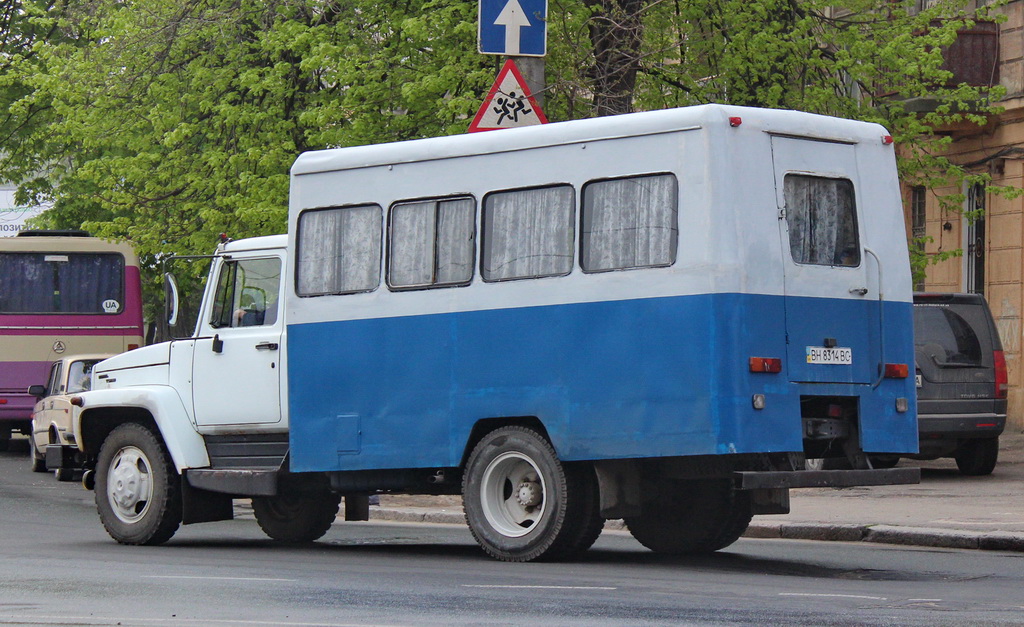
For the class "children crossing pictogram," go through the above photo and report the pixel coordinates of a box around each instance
[468,60,548,132]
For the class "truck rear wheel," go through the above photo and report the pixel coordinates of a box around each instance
[462,426,601,562]
[95,422,182,545]
[252,493,341,543]
[955,437,999,476]
[625,478,752,554]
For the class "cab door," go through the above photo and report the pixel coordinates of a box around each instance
[192,254,283,426]
[771,135,878,384]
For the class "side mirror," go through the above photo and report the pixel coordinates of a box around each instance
[27,385,47,398]
[164,272,180,326]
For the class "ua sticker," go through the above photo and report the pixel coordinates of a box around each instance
[102,299,120,313]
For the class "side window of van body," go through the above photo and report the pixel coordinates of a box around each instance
[580,173,678,272]
[388,197,475,289]
[482,185,575,281]
[296,205,382,296]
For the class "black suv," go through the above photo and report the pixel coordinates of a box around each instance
[907,293,1007,475]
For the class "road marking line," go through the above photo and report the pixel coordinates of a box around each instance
[779,593,887,601]
[463,584,617,590]
[907,598,943,602]
[0,616,392,627]
[143,575,296,582]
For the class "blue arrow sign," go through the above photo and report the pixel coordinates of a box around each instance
[479,0,547,57]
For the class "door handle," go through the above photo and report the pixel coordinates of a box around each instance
[849,287,868,296]
[255,342,279,351]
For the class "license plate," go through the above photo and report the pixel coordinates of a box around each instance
[806,346,852,365]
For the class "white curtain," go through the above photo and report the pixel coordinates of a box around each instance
[785,175,859,267]
[297,205,382,295]
[581,174,678,272]
[483,185,575,281]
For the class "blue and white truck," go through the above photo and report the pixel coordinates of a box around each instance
[71,105,919,562]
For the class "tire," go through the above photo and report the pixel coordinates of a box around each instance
[252,493,341,543]
[868,455,900,469]
[0,437,9,453]
[625,478,752,555]
[804,457,850,471]
[29,440,47,473]
[462,426,600,562]
[95,422,182,545]
[554,463,605,558]
[955,437,999,476]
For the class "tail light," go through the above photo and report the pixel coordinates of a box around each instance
[883,363,909,378]
[994,350,1008,399]
[749,357,782,373]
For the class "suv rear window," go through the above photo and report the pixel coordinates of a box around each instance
[913,306,983,367]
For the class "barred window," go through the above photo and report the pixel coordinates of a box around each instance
[911,186,926,241]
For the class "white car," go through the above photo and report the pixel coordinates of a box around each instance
[28,354,113,480]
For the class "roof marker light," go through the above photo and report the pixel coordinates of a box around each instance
[729,117,742,127]
[882,135,894,145]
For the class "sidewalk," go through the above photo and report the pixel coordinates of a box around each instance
[370,430,1024,552]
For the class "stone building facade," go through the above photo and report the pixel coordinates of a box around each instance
[908,0,1024,430]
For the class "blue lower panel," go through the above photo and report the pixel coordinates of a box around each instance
[287,293,918,472]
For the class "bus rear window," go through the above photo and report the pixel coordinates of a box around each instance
[0,252,124,314]
[784,175,860,267]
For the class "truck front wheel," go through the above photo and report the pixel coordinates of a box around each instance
[462,426,602,562]
[252,493,341,543]
[95,422,182,545]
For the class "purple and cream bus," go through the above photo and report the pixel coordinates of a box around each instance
[0,231,143,450]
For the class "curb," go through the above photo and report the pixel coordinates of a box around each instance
[741,521,1024,552]
[368,508,1024,553]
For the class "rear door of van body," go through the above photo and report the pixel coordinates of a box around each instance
[771,135,878,384]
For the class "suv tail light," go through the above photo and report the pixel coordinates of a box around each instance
[994,350,1008,399]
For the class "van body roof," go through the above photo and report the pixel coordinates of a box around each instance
[291,104,889,176]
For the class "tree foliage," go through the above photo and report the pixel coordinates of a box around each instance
[0,0,1006,280]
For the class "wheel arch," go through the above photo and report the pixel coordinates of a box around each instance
[459,416,552,469]
[75,387,210,472]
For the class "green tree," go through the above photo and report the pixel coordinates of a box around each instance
[2,0,1007,285]
[8,0,493,258]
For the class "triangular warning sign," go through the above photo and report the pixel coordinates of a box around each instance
[468,59,548,133]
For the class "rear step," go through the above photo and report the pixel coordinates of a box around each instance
[734,467,920,490]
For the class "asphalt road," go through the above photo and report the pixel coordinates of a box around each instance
[2,439,1023,627]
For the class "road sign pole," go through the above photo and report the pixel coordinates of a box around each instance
[512,56,545,108]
